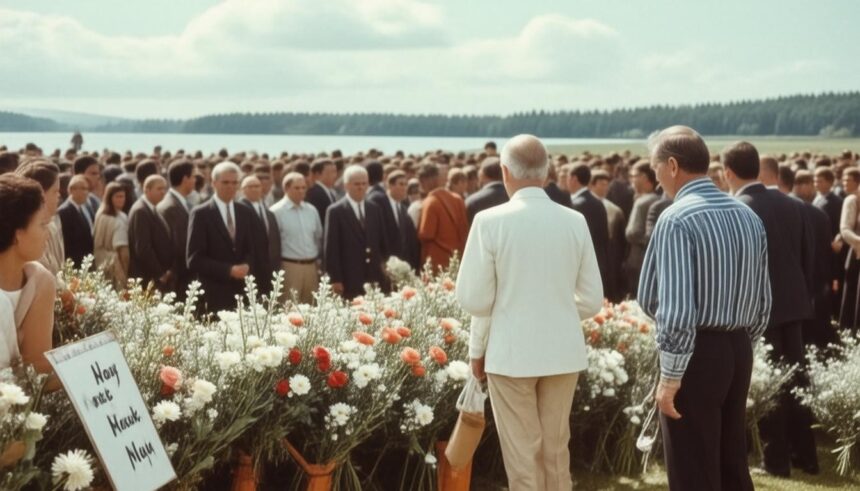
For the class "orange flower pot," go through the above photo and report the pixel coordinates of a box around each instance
[435,441,471,491]
[231,451,258,491]
[284,439,337,491]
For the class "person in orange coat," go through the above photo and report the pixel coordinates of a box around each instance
[417,162,468,272]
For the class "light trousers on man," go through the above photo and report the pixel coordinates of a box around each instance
[487,372,579,491]
[281,261,319,305]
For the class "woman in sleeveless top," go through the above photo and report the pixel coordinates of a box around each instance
[93,183,130,289]
[0,174,57,387]
[14,159,65,276]
[839,186,860,329]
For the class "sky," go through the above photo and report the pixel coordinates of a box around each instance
[0,0,858,119]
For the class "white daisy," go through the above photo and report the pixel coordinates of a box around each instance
[25,412,48,431]
[289,375,311,396]
[51,449,95,491]
[152,400,182,424]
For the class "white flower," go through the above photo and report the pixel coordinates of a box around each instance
[445,361,470,381]
[25,412,48,431]
[327,403,356,427]
[153,303,172,316]
[207,408,219,420]
[191,379,217,404]
[289,375,311,396]
[51,449,95,491]
[434,370,449,385]
[412,401,434,427]
[353,363,382,389]
[424,453,438,465]
[274,331,299,349]
[339,340,359,352]
[155,323,178,337]
[152,401,182,424]
[248,346,284,371]
[201,331,220,343]
[165,443,178,457]
[215,351,241,371]
[0,382,30,409]
[246,335,265,350]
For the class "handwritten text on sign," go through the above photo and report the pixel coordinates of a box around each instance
[46,331,176,491]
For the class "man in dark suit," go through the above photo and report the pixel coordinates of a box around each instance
[567,163,610,292]
[366,160,386,202]
[644,194,672,243]
[466,157,508,224]
[305,158,339,227]
[57,175,94,268]
[157,160,195,300]
[723,143,818,477]
[368,170,420,271]
[73,155,101,217]
[813,166,845,318]
[187,162,259,314]
[324,165,389,299]
[606,162,634,219]
[239,175,282,295]
[544,164,572,207]
[128,175,174,292]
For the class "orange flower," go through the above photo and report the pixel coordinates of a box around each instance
[351,296,365,306]
[353,331,375,346]
[76,305,87,316]
[382,327,402,344]
[287,312,304,327]
[159,366,182,389]
[411,364,426,377]
[588,330,601,345]
[384,308,397,319]
[396,326,411,338]
[400,347,421,365]
[358,312,373,326]
[593,314,605,325]
[69,277,80,293]
[162,346,175,357]
[440,318,459,331]
[444,334,456,345]
[442,278,455,291]
[639,323,650,334]
[401,287,417,300]
[616,342,628,354]
[429,346,448,365]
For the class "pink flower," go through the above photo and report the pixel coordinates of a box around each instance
[159,366,182,389]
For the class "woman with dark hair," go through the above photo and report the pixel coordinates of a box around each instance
[15,159,64,275]
[0,173,56,374]
[93,182,130,289]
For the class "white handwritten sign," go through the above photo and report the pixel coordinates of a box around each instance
[46,331,176,491]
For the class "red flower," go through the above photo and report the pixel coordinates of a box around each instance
[162,346,175,357]
[289,348,302,365]
[443,334,456,345]
[382,327,402,345]
[401,287,417,300]
[593,314,606,325]
[160,384,175,397]
[639,323,650,334]
[313,346,331,372]
[358,312,373,326]
[442,278,455,291]
[327,370,349,389]
[275,379,290,397]
[411,364,426,377]
[588,330,601,345]
[400,347,421,365]
[353,331,375,346]
[384,308,397,319]
[429,346,448,365]
[287,312,304,327]
[396,326,411,338]
[76,305,87,316]
[617,342,628,354]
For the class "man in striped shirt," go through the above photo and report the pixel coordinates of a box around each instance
[638,126,772,491]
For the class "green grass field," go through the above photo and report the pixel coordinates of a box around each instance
[546,136,860,157]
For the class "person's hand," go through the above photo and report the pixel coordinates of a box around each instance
[471,357,486,381]
[331,282,344,295]
[655,378,682,419]
[832,237,844,253]
[159,270,173,285]
[230,264,250,279]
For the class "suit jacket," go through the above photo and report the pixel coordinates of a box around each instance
[456,187,603,377]
[571,190,610,292]
[544,182,572,208]
[324,198,389,299]
[57,200,94,268]
[187,199,258,313]
[604,199,627,302]
[737,184,813,326]
[367,183,386,202]
[157,191,191,298]
[607,180,634,220]
[418,189,469,272]
[368,192,420,271]
[238,198,282,294]
[465,181,508,224]
[801,200,832,298]
[128,199,174,291]
[644,196,672,243]
[814,191,845,282]
[624,192,660,287]
[306,183,336,227]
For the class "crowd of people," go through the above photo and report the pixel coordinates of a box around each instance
[1,133,859,488]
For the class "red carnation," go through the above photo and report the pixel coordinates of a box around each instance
[275,379,290,397]
[327,370,349,389]
[289,348,302,365]
[313,346,332,372]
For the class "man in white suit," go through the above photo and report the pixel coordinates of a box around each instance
[456,134,604,490]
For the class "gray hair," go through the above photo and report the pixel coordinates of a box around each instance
[343,165,368,183]
[282,171,305,189]
[212,161,241,182]
[501,134,549,180]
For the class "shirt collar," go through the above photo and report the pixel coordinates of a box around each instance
[733,181,761,197]
[570,187,588,200]
[346,195,363,209]
[141,195,157,211]
[674,176,717,201]
[511,186,546,201]
[213,194,233,210]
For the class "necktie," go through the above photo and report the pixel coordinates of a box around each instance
[358,202,365,228]
[257,204,268,233]
[79,205,93,234]
[328,189,337,202]
[392,201,400,227]
[226,204,236,242]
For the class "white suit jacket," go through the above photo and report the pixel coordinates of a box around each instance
[456,186,603,377]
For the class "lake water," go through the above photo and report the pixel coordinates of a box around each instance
[0,132,636,156]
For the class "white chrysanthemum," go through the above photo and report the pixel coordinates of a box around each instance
[413,402,434,426]
[248,346,284,372]
[246,335,265,350]
[217,311,239,322]
[274,331,299,349]
[25,412,48,430]
[339,340,359,352]
[328,403,356,427]
[165,443,178,457]
[445,361,470,381]
[215,351,241,371]
[207,408,218,420]
[51,449,94,491]
[0,382,30,409]
[201,331,220,343]
[424,452,438,465]
[434,370,449,385]
[155,323,178,337]
[352,363,382,389]
[152,400,182,424]
[191,379,217,404]
[289,375,311,396]
[153,303,172,316]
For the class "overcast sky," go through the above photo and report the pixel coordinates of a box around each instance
[1,0,857,118]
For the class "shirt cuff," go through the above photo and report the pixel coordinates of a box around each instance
[659,350,692,380]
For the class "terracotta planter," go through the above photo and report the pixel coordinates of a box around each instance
[284,439,337,491]
[435,441,471,491]
[231,451,258,491]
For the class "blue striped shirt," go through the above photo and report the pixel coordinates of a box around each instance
[637,177,772,379]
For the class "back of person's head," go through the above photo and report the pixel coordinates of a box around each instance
[480,157,502,181]
[484,141,497,151]
[447,168,466,186]
[570,163,591,186]
[14,160,59,191]
[310,158,333,176]
[633,160,657,187]
[759,155,779,178]
[778,164,795,189]
[721,141,760,180]
[135,159,159,185]
[648,126,710,175]
[417,162,440,181]
[106,152,121,165]
[73,155,98,175]
[0,152,19,174]
[0,174,44,253]
[102,164,123,184]
[500,134,548,180]
[365,160,383,185]
[167,160,195,187]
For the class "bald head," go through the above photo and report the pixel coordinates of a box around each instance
[501,134,548,180]
[241,175,263,202]
[143,174,167,206]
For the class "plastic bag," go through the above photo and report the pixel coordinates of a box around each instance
[455,374,488,414]
[446,375,487,470]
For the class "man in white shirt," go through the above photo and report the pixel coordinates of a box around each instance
[271,172,323,304]
[457,134,603,491]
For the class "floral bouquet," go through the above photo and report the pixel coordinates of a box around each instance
[0,367,49,490]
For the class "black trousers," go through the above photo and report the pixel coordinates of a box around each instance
[661,329,754,491]
[758,321,818,474]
